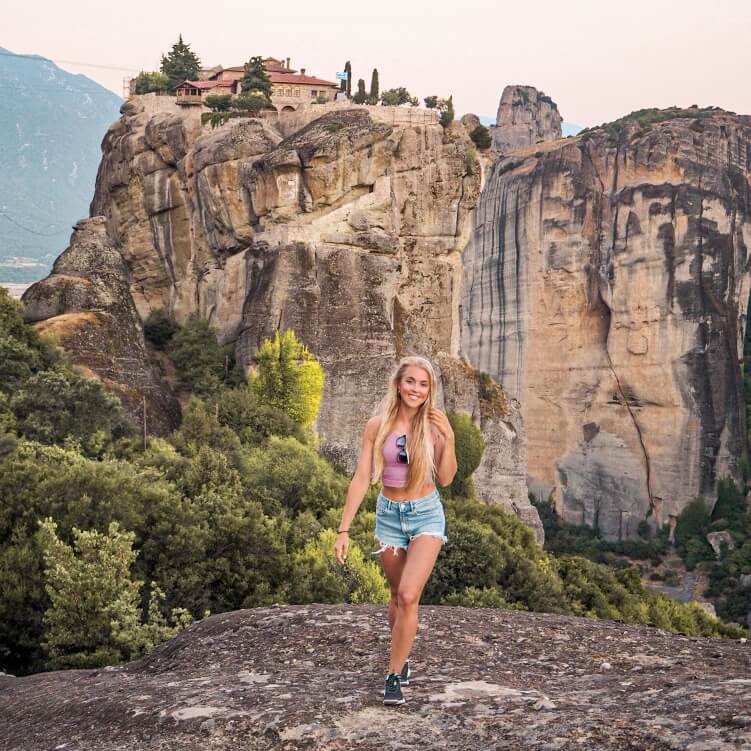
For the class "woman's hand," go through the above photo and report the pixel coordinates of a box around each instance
[334,531,350,564]
[428,408,454,442]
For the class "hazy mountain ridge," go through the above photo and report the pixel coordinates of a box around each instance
[0,47,121,282]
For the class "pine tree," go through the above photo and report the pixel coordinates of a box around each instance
[160,35,201,90]
[344,61,352,98]
[240,56,272,103]
[368,68,379,105]
[353,78,367,104]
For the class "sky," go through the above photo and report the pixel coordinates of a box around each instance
[4,0,751,127]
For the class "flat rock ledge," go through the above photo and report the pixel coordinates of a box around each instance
[1,604,749,750]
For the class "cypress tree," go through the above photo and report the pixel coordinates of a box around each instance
[240,56,272,102]
[353,78,367,104]
[368,68,379,105]
[344,61,352,98]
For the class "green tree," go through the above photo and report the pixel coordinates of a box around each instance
[239,56,272,103]
[353,78,367,104]
[133,71,170,95]
[444,412,485,497]
[38,518,191,669]
[233,92,272,112]
[381,87,416,106]
[344,60,352,98]
[424,95,439,109]
[160,35,201,90]
[368,68,379,104]
[249,329,324,428]
[169,315,227,395]
[439,95,455,128]
[10,368,131,455]
[204,93,232,112]
[143,308,178,349]
[470,124,492,150]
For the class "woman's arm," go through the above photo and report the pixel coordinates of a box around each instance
[429,408,457,487]
[335,416,379,561]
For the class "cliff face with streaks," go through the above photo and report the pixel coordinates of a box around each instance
[462,109,751,538]
[23,100,541,539]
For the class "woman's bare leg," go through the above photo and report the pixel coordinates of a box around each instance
[388,535,442,675]
[379,547,408,632]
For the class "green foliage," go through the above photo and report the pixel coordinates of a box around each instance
[577,106,719,138]
[290,529,389,604]
[38,518,191,669]
[10,368,131,455]
[713,477,746,527]
[143,308,178,349]
[169,314,227,395]
[250,329,324,428]
[353,78,367,104]
[674,498,712,566]
[424,95,438,109]
[469,124,492,150]
[368,68,379,104]
[381,87,418,106]
[133,71,169,95]
[204,93,232,112]
[439,95,454,128]
[344,61,352,98]
[464,145,477,175]
[443,412,484,498]
[239,56,272,102]
[234,92,272,111]
[160,35,201,90]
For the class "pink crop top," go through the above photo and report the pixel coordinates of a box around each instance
[382,431,410,487]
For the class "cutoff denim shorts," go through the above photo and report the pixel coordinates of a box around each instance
[372,488,448,556]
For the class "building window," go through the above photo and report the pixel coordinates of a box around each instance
[294,88,300,97]
[311,89,317,97]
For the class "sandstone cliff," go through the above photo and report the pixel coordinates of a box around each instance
[462,108,751,539]
[1,604,749,750]
[24,100,540,538]
[490,85,563,155]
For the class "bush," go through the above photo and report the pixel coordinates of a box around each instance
[169,315,227,395]
[380,87,417,106]
[234,92,272,111]
[133,71,169,95]
[143,308,178,349]
[469,124,491,150]
[439,95,454,128]
[250,329,324,428]
[10,368,131,455]
[444,412,484,498]
[204,94,232,112]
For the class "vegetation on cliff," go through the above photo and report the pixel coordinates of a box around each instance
[0,290,746,677]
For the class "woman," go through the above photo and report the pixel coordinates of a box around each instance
[334,355,457,705]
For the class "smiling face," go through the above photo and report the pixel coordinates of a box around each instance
[398,365,431,408]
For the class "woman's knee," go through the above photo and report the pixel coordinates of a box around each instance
[396,588,421,609]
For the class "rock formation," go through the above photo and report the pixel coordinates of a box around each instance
[490,85,562,155]
[1,603,749,750]
[22,217,180,434]
[23,99,540,539]
[462,108,751,538]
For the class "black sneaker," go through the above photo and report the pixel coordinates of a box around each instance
[399,659,411,686]
[383,672,405,705]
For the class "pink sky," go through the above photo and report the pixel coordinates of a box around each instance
[5,0,751,126]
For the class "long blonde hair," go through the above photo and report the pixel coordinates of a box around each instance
[371,355,438,494]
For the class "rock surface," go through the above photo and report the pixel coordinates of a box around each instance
[23,99,540,534]
[1,603,749,750]
[21,217,180,434]
[490,85,562,155]
[462,109,751,538]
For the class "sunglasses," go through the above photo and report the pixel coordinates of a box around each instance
[395,434,409,464]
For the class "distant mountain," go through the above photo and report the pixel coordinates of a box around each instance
[0,47,121,282]
[479,114,583,136]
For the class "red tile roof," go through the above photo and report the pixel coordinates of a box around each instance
[177,80,235,91]
[268,72,338,87]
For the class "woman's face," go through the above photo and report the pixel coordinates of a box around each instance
[398,366,431,408]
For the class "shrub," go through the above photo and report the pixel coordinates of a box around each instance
[444,412,485,498]
[204,94,232,112]
[250,329,324,428]
[469,124,491,150]
[424,95,438,109]
[290,529,389,604]
[133,71,169,95]
[169,315,226,395]
[380,87,416,106]
[143,308,178,349]
[10,368,131,455]
[234,92,272,111]
[439,95,454,128]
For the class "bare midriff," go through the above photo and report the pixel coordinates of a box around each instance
[381,481,438,502]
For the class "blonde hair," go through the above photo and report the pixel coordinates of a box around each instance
[371,355,438,495]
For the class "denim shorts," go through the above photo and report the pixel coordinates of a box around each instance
[372,488,448,556]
